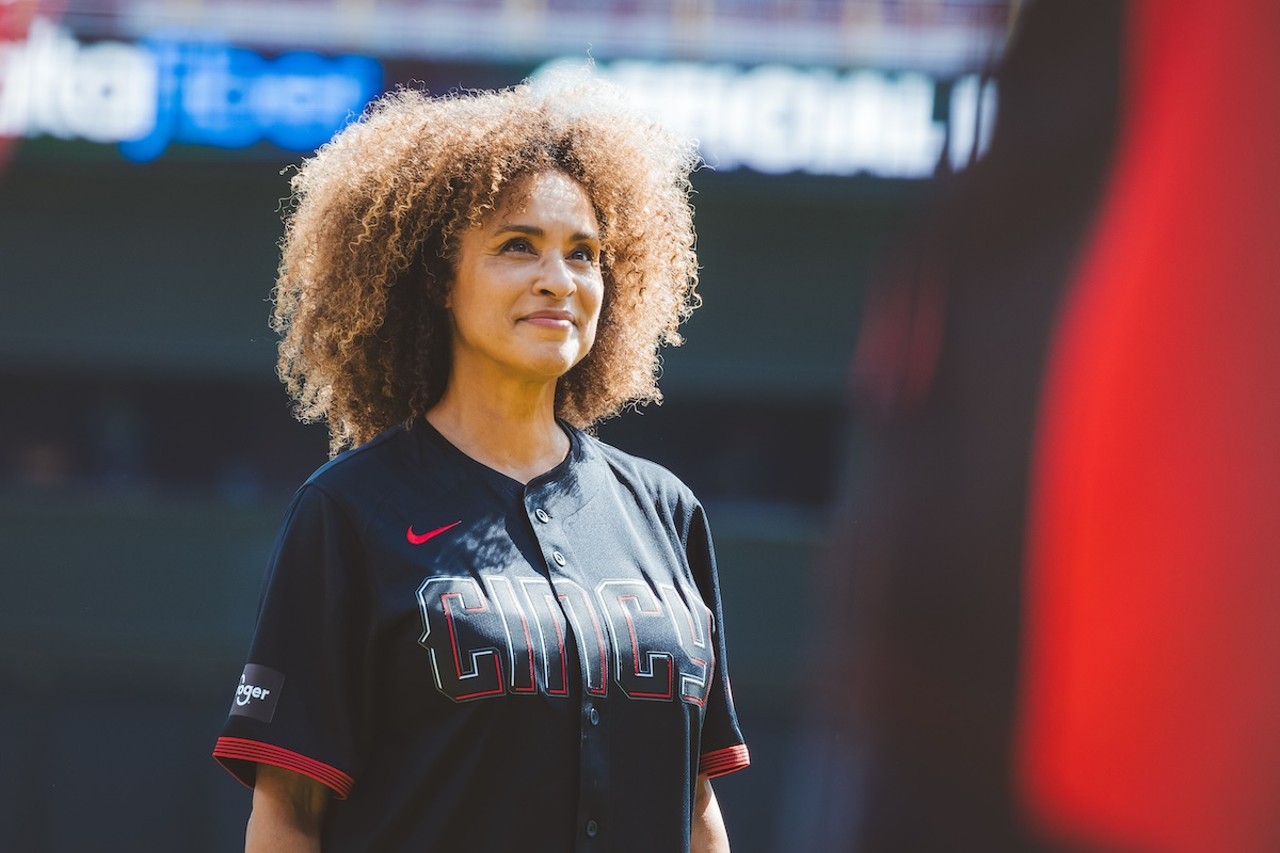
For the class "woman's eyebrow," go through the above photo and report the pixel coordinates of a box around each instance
[496,223,599,241]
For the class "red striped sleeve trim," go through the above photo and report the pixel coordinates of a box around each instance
[213,736,354,800]
[699,743,751,779]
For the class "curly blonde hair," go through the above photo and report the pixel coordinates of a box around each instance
[271,72,702,454]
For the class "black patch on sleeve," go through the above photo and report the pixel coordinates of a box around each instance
[229,664,286,723]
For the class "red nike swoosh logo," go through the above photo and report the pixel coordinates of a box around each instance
[406,521,461,545]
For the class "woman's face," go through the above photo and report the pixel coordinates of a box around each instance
[446,171,604,388]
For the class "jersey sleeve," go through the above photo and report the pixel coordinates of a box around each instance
[686,502,751,779]
[213,483,375,799]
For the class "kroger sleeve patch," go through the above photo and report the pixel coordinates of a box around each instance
[229,664,285,723]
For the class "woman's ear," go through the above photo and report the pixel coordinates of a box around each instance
[422,266,452,312]
[417,236,453,310]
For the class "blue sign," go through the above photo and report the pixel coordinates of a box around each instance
[119,38,382,161]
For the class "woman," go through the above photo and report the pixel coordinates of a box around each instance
[213,75,750,852]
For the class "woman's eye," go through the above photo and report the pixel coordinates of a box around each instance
[501,238,533,254]
[569,246,598,263]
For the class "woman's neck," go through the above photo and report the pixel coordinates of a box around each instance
[426,380,570,485]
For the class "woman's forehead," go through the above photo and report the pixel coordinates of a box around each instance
[496,170,587,209]
[485,171,597,229]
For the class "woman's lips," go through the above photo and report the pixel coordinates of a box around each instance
[521,310,575,328]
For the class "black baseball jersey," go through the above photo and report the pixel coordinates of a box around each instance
[214,420,749,851]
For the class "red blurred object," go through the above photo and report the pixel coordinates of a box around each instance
[0,0,40,39]
[0,0,45,172]
[1018,1,1280,850]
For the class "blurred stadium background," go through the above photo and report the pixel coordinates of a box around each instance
[0,1,1016,850]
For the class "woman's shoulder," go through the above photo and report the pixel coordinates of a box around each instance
[300,424,416,499]
[576,429,700,507]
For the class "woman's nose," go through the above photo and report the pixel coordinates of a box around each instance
[535,255,576,297]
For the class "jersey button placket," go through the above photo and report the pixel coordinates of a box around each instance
[579,695,609,851]
[527,491,607,851]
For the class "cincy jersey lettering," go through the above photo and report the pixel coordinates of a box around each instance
[416,573,714,706]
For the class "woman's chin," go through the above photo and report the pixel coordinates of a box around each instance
[518,345,590,381]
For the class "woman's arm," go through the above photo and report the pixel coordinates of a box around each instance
[245,764,330,853]
[691,774,730,853]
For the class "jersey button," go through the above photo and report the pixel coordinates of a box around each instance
[552,550,566,566]
[585,819,599,838]
[588,706,600,726]
[535,508,550,523]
